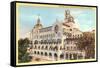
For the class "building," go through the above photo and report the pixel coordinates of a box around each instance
[29,10,85,61]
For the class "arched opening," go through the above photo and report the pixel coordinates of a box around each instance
[42,46,44,50]
[66,53,68,59]
[54,53,57,58]
[39,52,40,55]
[41,40,43,44]
[35,51,37,54]
[54,46,58,51]
[60,46,62,50]
[57,39,61,44]
[37,51,39,55]
[69,54,72,60]
[35,46,37,49]
[78,54,83,59]
[41,52,43,55]
[60,54,64,59]
[49,46,52,50]
[34,51,36,54]
[45,46,48,50]
[49,53,52,57]
[34,45,36,49]
[44,40,47,44]
[34,40,38,44]
[38,46,40,49]
[54,53,58,61]
[73,54,77,60]
[45,52,47,56]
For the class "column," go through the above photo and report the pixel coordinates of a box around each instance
[68,53,70,60]
[64,53,66,60]
[52,53,55,61]
[72,54,74,60]
[76,54,78,59]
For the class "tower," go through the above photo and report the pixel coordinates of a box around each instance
[65,10,70,19]
[34,15,43,29]
[64,10,74,23]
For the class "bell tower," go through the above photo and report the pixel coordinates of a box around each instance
[65,10,70,19]
[64,10,74,23]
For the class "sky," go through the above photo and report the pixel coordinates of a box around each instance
[18,5,96,38]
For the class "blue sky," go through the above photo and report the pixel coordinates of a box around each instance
[18,5,96,38]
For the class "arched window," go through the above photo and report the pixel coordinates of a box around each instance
[73,54,77,60]
[54,53,58,58]
[66,53,68,59]
[54,46,58,51]
[69,54,72,60]
[49,46,52,50]
[45,52,47,56]
[54,53,58,60]
[35,46,37,49]
[37,51,39,54]
[42,46,44,50]
[44,40,47,44]
[60,46,62,50]
[41,52,43,55]
[41,40,43,44]
[34,40,38,44]
[60,54,64,59]
[45,46,48,50]
[38,46,40,49]
[57,39,61,44]
[49,53,52,57]
[34,51,36,54]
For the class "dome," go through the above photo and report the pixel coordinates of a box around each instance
[34,17,43,29]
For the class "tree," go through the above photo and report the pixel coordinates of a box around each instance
[18,38,32,63]
[76,32,95,59]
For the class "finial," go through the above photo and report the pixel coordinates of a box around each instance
[56,18,58,22]
[38,14,40,18]
[37,14,40,24]
[65,10,70,15]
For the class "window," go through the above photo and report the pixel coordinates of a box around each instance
[67,47,69,50]
[34,51,36,54]
[70,29,72,31]
[34,40,38,44]
[78,35,79,38]
[73,35,74,38]
[38,46,40,49]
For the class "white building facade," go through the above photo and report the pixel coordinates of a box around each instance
[29,10,85,61]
